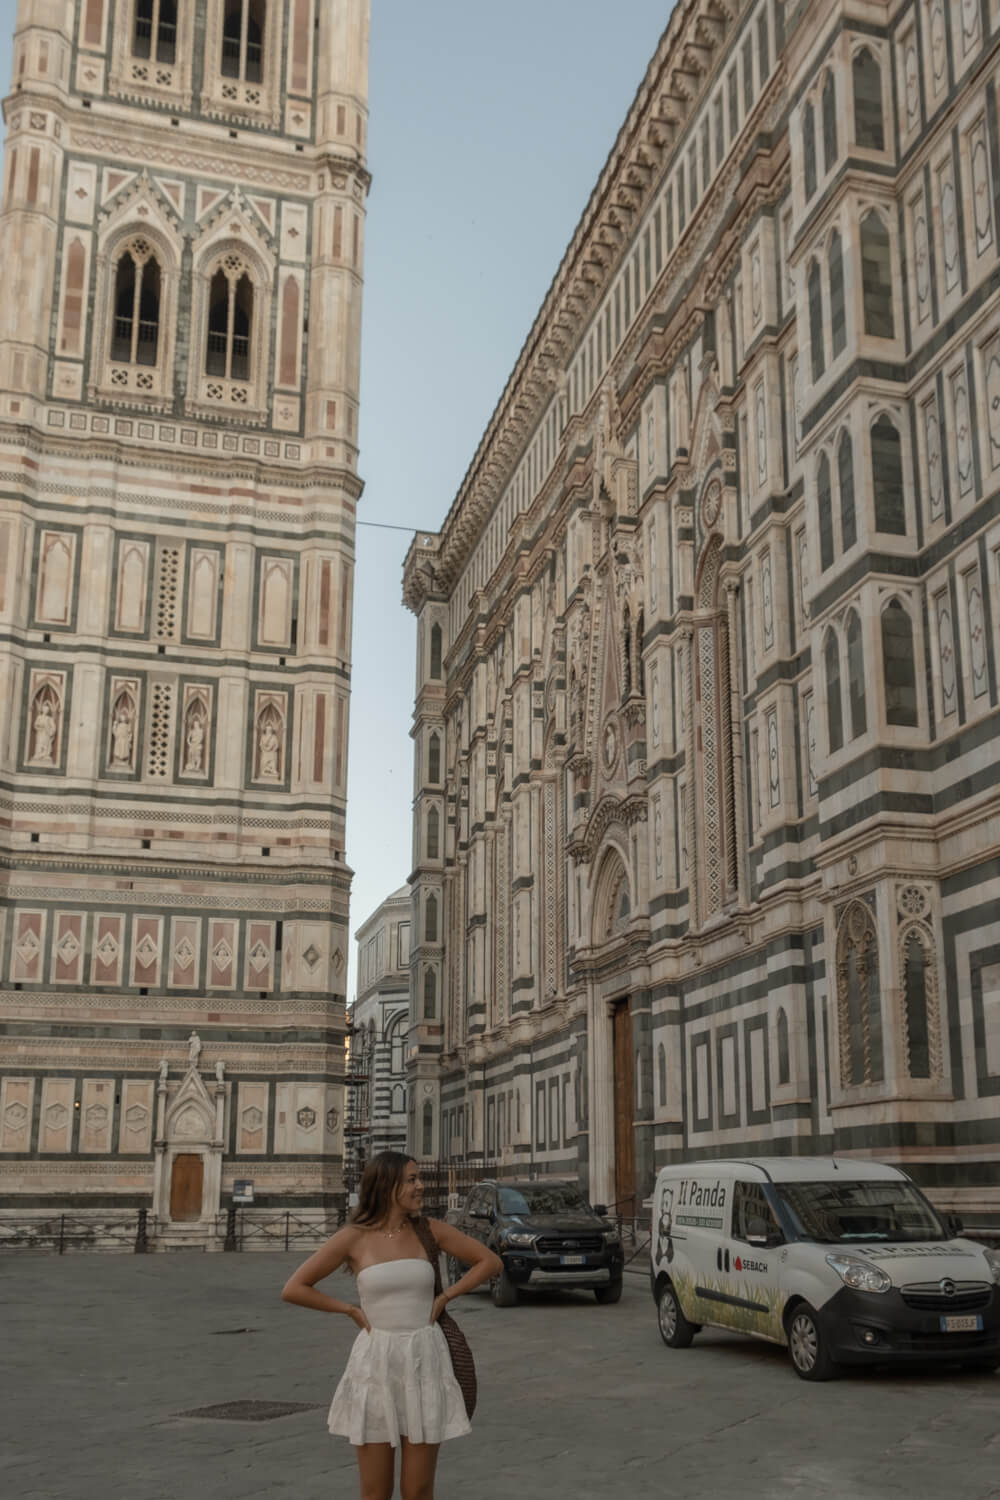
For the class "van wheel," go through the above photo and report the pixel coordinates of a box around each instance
[490,1270,519,1307]
[594,1279,623,1305]
[657,1281,696,1348]
[787,1303,838,1381]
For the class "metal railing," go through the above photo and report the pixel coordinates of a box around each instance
[0,1209,153,1254]
[217,1208,346,1252]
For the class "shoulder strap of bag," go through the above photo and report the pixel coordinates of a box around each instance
[412,1214,444,1298]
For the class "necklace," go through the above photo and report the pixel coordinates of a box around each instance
[381,1220,409,1240]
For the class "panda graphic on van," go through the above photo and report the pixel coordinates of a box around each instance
[656,1186,675,1264]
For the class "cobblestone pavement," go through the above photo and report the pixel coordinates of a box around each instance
[2,1251,998,1500]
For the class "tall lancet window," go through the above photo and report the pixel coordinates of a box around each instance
[692,536,739,921]
[206,262,253,381]
[111,243,161,366]
[223,0,265,83]
[134,0,177,63]
[836,900,883,1087]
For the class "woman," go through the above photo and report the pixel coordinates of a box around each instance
[282,1152,502,1500]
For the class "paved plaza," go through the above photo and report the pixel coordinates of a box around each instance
[2,1251,998,1500]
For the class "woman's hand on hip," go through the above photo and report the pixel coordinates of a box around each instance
[348,1305,371,1333]
[430,1293,450,1324]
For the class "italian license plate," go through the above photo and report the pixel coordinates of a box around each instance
[560,1254,585,1265]
[940,1314,983,1332]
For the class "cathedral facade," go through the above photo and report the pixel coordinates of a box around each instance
[403,0,1000,1229]
[0,0,369,1245]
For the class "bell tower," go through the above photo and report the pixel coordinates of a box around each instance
[0,0,370,1244]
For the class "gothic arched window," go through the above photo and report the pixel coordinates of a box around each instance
[803,100,817,200]
[838,428,856,551]
[776,1007,790,1086]
[424,892,438,943]
[635,607,645,695]
[817,451,834,572]
[692,540,740,919]
[426,805,440,861]
[134,0,177,63]
[846,609,867,739]
[829,230,845,359]
[871,415,906,535]
[112,244,161,366]
[223,0,265,83]
[853,48,884,151]
[657,1042,667,1106]
[822,71,837,174]
[423,966,437,1019]
[428,731,441,784]
[429,622,443,679]
[421,1099,433,1157]
[881,599,918,726]
[861,211,894,338]
[837,900,883,1087]
[206,261,253,381]
[825,628,844,753]
[622,602,632,696]
[808,260,825,382]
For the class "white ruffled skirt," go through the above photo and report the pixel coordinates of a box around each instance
[328,1324,472,1448]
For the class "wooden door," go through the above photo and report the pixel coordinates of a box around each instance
[169,1154,204,1221]
[612,1000,635,1213]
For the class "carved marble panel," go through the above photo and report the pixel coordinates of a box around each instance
[938,155,961,295]
[0,1077,34,1152]
[91,913,124,986]
[113,539,150,634]
[244,920,276,991]
[80,1078,114,1153]
[934,587,958,718]
[52,911,87,985]
[39,1077,75,1153]
[982,332,1000,473]
[118,1079,154,1154]
[11,908,45,983]
[207,919,237,990]
[130,914,163,988]
[236,1081,269,1155]
[950,363,974,499]
[34,529,77,627]
[922,393,945,520]
[168,916,201,989]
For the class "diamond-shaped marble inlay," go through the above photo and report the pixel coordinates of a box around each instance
[45,1103,69,1130]
[212,939,233,968]
[302,944,321,971]
[248,940,269,973]
[14,929,41,963]
[4,1102,28,1130]
[135,933,158,968]
[173,937,195,971]
[125,1103,148,1133]
[96,932,120,964]
[56,931,81,964]
[85,1104,108,1130]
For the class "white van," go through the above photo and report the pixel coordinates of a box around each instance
[650,1158,1000,1380]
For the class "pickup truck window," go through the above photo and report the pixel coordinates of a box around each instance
[498,1185,590,1215]
[466,1187,493,1218]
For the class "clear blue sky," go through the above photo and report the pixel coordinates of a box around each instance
[0,0,675,1000]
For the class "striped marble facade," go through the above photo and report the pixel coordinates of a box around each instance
[0,0,370,1244]
[403,0,1000,1228]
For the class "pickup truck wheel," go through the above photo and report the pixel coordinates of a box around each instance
[657,1280,695,1348]
[594,1279,623,1305]
[787,1303,839,1381]
[490,1270,519,1307]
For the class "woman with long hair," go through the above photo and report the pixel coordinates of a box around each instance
[282,1152,501,1500]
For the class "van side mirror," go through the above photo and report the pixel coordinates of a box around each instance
[947,1213,964,1238]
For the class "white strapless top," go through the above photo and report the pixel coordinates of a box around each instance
[356,1258,435,1332]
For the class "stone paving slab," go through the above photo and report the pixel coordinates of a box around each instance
[1,1251,998,1500]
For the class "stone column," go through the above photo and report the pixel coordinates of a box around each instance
[587,981,615,1208]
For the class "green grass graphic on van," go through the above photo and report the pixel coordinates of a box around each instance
[678,1271,784,1342]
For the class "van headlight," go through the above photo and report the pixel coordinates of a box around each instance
[984,1248,1000,1286]
[826,1254,892,1294]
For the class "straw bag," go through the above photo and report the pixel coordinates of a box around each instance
[412,1215,478,1419]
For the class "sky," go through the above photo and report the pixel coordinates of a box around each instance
[0,0,675,1001]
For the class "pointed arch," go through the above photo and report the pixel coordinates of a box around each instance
[821,70,837,174]
[900,923,940,1080]
[828,230,845,359]
[824,628,844,753]
[853,47,884,150]
[808,260,825,381]
[836,900,883,1087]
[776,1007,790,1086]
[803,99,817,200]
[846,609,867,739]
[861,210,894,338]
[838,428,856,551]
[591,843,631,947]
[871,414,905,534]
[427,730,441,784]
[817,450,834,572]
[881,598,918,726]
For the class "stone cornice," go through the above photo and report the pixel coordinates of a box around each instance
[403,0,774,614]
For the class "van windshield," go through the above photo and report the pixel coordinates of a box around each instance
[775,1180,945,1244]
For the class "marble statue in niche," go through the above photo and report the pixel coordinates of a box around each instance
[110,697,135,767]
[255,706,283,780]
[29,688,59,763]
[184,700,206,772]
[188,1031,201,1066]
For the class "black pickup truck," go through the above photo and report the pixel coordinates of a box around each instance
[445,1178,624,1306]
